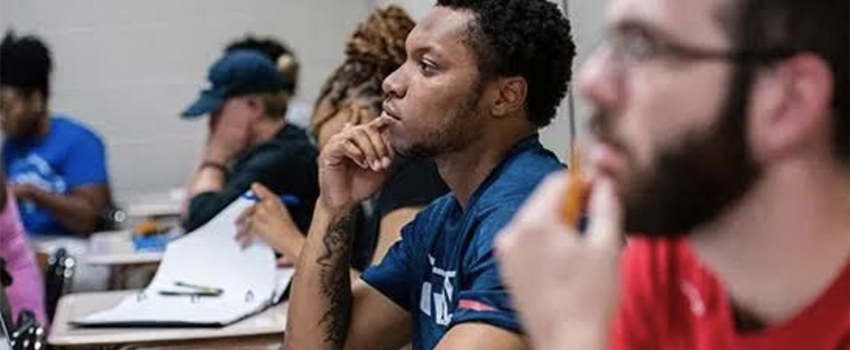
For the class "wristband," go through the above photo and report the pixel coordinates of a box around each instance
[199,160,229,174]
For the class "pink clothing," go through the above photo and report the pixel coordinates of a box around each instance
[0,191,47,324]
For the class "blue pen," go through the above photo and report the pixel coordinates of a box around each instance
[241,191,301,206]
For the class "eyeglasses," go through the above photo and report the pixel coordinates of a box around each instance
[600,25,798,69]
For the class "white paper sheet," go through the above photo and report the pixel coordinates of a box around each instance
[74,194,288,327]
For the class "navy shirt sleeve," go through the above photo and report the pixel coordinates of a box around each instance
[451,206,523,334]
[360,213,424,312]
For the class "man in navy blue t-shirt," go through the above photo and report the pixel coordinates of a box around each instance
[286,1,576,350]
[0,32,112,236]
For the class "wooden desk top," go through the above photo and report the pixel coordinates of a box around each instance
[123,191,185,219]
[118,334,283,350]
[49,290,287,348]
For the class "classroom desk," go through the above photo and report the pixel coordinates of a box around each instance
[85,230,165,290]
[86,230,164,266]
[123,190,185,221]
[31,235,112,292]
[117,335,283,350]
[48,290,288,350]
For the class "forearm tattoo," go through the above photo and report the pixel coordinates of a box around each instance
[317,212,356,347]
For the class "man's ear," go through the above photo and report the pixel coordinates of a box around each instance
[749,53,833,163]
[491,76,527,118]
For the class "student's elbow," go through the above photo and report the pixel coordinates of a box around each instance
[73,201,107,234]
[69,212,101,235]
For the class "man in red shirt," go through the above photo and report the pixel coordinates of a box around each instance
[495,0,848,349]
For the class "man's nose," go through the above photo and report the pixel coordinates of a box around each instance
[382,64,407,99]
[576,48,623,116]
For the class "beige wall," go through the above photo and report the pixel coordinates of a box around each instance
[0,0,371,201]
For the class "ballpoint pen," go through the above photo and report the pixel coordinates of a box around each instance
[562,149,589,229]
[241,191,300,206]
[174,281,224,294]
[158,281,224,297]
[158,290,222,297]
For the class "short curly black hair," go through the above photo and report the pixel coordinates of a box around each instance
[0,31,53,98]
[436,0,575,127]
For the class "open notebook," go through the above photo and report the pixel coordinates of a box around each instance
[73,194,293,327]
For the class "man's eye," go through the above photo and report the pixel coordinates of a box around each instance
[418,60,438,76]
[621,30,660,61]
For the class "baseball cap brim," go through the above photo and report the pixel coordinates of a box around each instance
[181,90,225,118]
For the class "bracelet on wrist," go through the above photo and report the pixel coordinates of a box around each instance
[199,160,229,174]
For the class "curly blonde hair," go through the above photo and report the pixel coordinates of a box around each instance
[311,5,415,134]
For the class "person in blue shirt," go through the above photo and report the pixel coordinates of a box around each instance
[0,32,112,236]
[285,1,576,349]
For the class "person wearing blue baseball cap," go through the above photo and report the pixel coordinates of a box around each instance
[223,35,312,130]
[180,49,318,234]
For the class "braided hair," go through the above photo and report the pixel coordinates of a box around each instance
[311,5,414,133]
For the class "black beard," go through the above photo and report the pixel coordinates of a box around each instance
[624,66,762,237]
[394,83,482,161]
